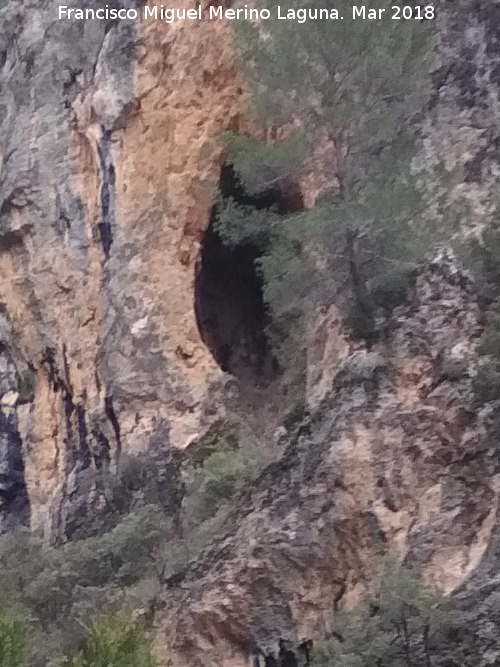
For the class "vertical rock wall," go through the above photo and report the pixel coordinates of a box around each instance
[0,0,242,538]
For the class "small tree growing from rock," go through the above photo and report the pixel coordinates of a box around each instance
[312,560,455,667]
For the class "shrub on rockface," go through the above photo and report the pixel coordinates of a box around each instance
[462,216,500,402]
[70,504,164,588]
[201,440,259,503]
[0,505,166,666]
[57,613,155,667]
[463,217,500,301]
[183,420,262,524]
[16,367,35,403]
[477,294,500,405]
[473,301,500,402]
[474,358,500,403]
[0,505,164,623]
[312,561,455,667]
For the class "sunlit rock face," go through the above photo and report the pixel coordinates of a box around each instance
[158,252,494,667]
[0,0,243,539]
[2,1,500,666]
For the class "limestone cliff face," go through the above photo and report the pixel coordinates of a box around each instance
[3,1,500,666]
[158,253,496,667]
[0,0,241,538]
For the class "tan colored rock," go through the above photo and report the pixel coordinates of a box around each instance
[0,0,243,537]
[2,1,500,665]
[156,255,492,667]
[305,304,351,409]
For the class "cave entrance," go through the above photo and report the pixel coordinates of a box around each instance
[195,165,296,386]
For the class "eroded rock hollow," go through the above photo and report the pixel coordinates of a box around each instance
[195,165,277,385]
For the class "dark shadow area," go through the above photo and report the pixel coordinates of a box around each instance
[195,165,298,385]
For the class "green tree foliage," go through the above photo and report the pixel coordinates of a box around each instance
[0,506,165,666]
[475,299,500,402]
[70,504,164,588]
[217,0,442,339]
[183,422,261,523]
[185,431,262,524]
[312,561,454,667]
[464,217,500,299]
[0,607,28,667]
[0,505,163,623]
[230,0,434,193]
[201,439,259,502]
[57,613,155,667]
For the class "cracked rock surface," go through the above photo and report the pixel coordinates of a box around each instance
[0,0,241,538]
[2,2,500,667]
[158,255,497,667]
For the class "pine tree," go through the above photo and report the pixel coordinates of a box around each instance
[217,0,441,339]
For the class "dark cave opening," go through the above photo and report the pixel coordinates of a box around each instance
[195,165,297,385]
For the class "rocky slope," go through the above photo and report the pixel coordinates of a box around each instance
[158,252,498,667]
[2,1,500,666]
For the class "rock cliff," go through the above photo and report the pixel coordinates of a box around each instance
[158,252,498,667]
[2,1,500,666]
[0,0,242,539]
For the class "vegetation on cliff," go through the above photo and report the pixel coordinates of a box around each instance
[312,561,454,667]
[57,614,155,667]
[217,0,444,345]
[0,551,453,667]
[0,504,163,666]
[1,0,499,665]
[0,423,267,666]
[0,607,28,667]
[462,216,500,401]
[0,606,155,667]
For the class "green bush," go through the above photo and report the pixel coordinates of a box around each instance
[185,419,240,466]
[462,217,500,300]
[462,220,500,402]
[473,356,500,403]
[188,442,260,522]
[0,506,164,623]
[457,217,500,402]
[184,423,262,523]
[68,504,163,588]
[0,529,64,619]
[369,268,414,316]
[0,506,165,666]
[57,613,155,667]
[342,267,413,341]
[312,560,455,667]
[16,367,35,403]
[0,606,28,667]
[201,442,259,503]
[479,300,500,358]
[343,295,378,343]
